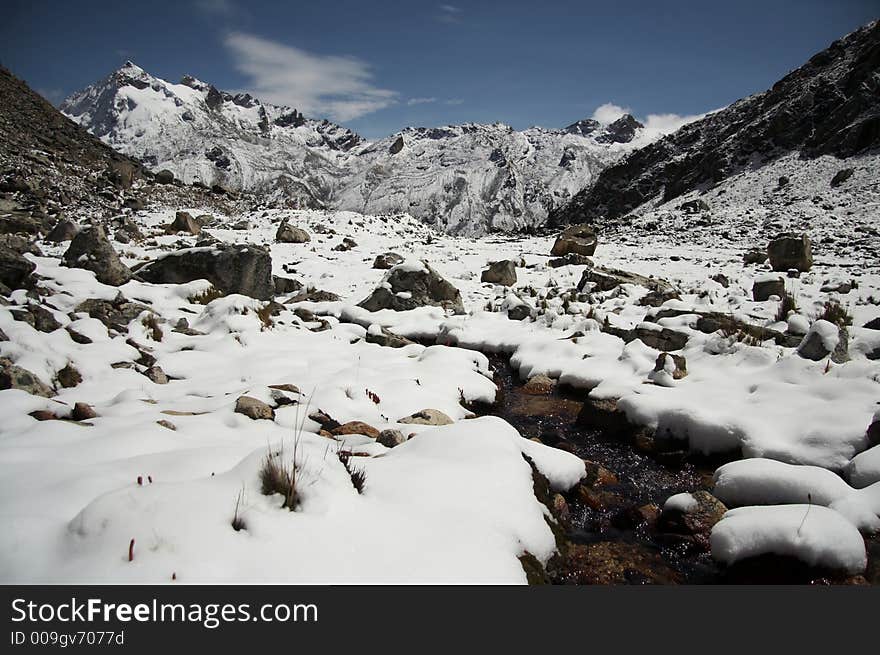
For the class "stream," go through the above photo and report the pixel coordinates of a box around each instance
[478,354,879,585]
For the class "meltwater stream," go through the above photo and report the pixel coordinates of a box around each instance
[478,354,723,584]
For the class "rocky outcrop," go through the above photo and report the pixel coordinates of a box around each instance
[135,243,274,300]
[549,21,880,225]
[0,246,36,290]
[359,261,465,314]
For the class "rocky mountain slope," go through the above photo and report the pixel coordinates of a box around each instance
[549,19,880,227]
[61,63,652,234]
[0,65,239,235]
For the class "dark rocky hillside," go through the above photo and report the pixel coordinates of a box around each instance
[0,66,237,235]
[549,20,880,226]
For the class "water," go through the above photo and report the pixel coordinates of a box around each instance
[482,354,724,584]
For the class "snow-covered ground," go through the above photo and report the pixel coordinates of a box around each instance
[2,168,879,581]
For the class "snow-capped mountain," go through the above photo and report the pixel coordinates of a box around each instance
[61,62,651,234]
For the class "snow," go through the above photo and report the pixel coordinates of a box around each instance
[848,445,880,489]
[3,154,880,582]
[712,458,880,533]
[663,492,698,513]
[710,505,867,574]
[60,64,661,235]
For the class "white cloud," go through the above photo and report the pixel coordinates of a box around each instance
[591,101,710,139]
[437,5,463,23]
[407,97,437,106]
[643,112,700,134]
[591,102,630,125]
[223,32,398,122]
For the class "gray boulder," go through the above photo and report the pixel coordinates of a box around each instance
[135,243,274,300]
[768,234,812,272]
[167,211,200,235]
[481,260,517,286]
[797,320,849,363]
[235,395,275,420]
[373,252,405,269]
[46,219,79,242]
[0,245,36,290]
[61,225,132,286]
[0,358,52,397]
[752,276,785,301]
[358,261,464,314]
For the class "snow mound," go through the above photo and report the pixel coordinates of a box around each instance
[710,505,867,574]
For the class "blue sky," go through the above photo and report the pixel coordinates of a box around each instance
[2,0,876,138]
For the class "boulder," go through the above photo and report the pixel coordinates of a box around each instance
[332,421,380,439]
[752,275,785,301]
[364,325,415,348]
[144,366,169,384]
[830,168,854,187]
[373,252,404,269]
[273,275,303,295]
[797,320,849,363]
[481,260,517,286]
[74,295,151,331]
[0,233,41,256]
[72,402,97,421]
[0,245,36,290]
[135,244,274,300]
[632,325,689,351]
[522,374,555,395]
[389,136,405,154]
[649,352,687,386]
[61,225,132,286]
[45,219,79,242]
[358,261,464,314]
[275,221,310,243]
[56,363,83,388]
[167,211,200,235]
[577,263,675,295]
[679,199,710,213]
[548,253,593,268]
[507,304,531,321]
[377,429,407,448]
[234,395,275,420]
[550,224,598,257]
[155,169,175,184]
[743,249,768,265]
[398,409,454,426]
[768,233,812,272]
[659,491,727,548]
[0,358,51,396]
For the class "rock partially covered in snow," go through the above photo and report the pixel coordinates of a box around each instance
[136,244,274,300]
[0,358,52,397]
[0,245,36,291]
[797,319,849,363]
[275,221,310,244]
[398,409,454,426]
[768,233,813,272]
[550,224,597,257]
[372,252,404,269]
[648,352,687,386]
[480,260,517,286]
[659,491,727,547]
[234,395,275,420]
[752,275,785,301]
[359,260,464,314]
[167,211,201,235]
[710,505,866,575]
[61,225,132,286]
